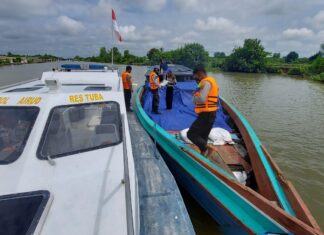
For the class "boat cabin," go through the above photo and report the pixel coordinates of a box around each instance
[0,65,139,235]
[145,64,194,82]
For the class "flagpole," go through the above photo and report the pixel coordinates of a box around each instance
[111,9,114,66]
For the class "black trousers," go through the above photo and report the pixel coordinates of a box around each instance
[166,86,174,109]
[187,111,216,153]
[124,89,132,110]
[151,89,160,113]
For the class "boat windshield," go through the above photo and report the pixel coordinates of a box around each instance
[37,102,122,159]
[0,107,39,164]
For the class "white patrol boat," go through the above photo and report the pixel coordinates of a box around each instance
[0,64,139,235]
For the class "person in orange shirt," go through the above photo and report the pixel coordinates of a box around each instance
[122,65,133,112]
[187,65,219,156]
[149,67,161,114]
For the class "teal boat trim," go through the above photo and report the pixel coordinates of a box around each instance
[135,86,290,234]
[221,98,295,217]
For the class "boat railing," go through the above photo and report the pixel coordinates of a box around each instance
[121,114,135,235]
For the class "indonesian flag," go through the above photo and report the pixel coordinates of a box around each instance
[112,9,122,42]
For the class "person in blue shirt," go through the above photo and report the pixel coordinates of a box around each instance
[159,59,168,81]
[165,69,177,110]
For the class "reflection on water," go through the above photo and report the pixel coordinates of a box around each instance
[178,184,221,235]
[0,63,323,233]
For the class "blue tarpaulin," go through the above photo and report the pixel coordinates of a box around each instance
[142,81,233,132]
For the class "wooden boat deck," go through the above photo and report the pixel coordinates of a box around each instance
[127,112,195,235]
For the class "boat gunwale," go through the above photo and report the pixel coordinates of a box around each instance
[261,145,321,231]
[220,98,295,215]
[221,97,322,230]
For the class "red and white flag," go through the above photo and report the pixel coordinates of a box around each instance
[112,9,122,42]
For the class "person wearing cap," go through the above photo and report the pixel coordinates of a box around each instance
[122,65,133,112]
[149,67,161,114]
[165,69,177,110]
[187,65,219,156]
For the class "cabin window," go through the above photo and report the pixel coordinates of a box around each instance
[84,86,112,91]
[6,87,42,92]
[37,102,122,160]
[0,190,51,235]
[0,107,39,164]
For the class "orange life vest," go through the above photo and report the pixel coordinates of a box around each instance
[149,72,160,90]
[122,71,132,90]
[194,76,219,114]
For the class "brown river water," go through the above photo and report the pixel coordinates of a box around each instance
[0,62,323,234]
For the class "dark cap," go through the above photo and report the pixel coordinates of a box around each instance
[193,65,206,74]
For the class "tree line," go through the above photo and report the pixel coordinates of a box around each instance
[78,40,323,82]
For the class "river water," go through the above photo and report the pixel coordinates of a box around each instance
[0,63,323,234]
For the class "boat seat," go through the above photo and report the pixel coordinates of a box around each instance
[100,108,118,126]
[185,143,252,174]
[68,106,85,123]
[208,144,252,173]
[90,124,119,146]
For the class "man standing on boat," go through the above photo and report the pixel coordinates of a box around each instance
[122,65,133,112]
[187,65,219,156]
[149,67,161,114]
[160,59,168,81]
[166,69,176,110]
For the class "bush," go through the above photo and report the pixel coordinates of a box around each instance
[309,57,324,74]
[223,39,268,73]
[287,65,311,76]
[285,51,299,63]
[287,67,303,75]
[265,65,280,73]
[172,43,209,68]
[311,73,324,82]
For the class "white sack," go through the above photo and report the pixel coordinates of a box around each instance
[208,127,234,145]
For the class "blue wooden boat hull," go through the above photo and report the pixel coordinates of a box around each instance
[158,146,249,235]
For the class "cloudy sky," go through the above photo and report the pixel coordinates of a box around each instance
[1,0,324,57]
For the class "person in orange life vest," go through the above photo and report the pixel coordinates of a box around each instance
[122,65,133,112]
[187,65,219,156]
[149,67,161,114]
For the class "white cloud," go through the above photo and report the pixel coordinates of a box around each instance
[282,27,314,40]
[173,0,198,10]
[119,25,169,43]
[312,10,324,29]
[194,17,252,34]
[88,0,115,19]
[317,30,324,40]
[1,0,323,57]
[122,0,166,11]
[171,31,199,44]
[0,0,53,19]
[57,16,85,35]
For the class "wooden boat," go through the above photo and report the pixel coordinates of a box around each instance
[0,64,139,235]
[135,71,323,234]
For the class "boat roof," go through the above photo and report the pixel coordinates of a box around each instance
[145,64,193,75]
[0,66,138,235]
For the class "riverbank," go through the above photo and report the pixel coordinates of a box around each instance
[207,61,324,82]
